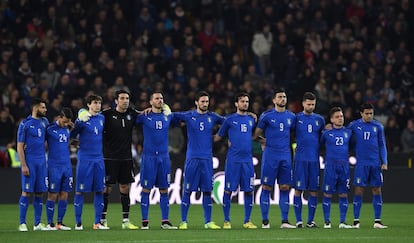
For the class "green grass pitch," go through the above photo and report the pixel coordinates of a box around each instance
[1,203,414,242]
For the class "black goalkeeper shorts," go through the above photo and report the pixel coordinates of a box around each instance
[104,159,135,185]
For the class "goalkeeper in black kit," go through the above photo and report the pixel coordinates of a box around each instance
[100,90,140,229]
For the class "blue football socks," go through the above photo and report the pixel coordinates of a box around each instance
[244,192,253,224]
[222,192,231,222]
[140,191,150,221]
[293,195,302,223]
[46,199,55,224]
[160,192,169,221]
[260,189,270,221]
[19,196,29,224]
[339,197,348,223]
[180,191,190,222]
[74,194,84,224]
[33,196,43,226]
[202,192,212,224]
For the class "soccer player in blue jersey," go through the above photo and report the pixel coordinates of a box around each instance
[254,88,296,229]
[348,103,388,229]
[215,92,257,229]
[320,107,353,229]
[71,94,109,230]
[175,91,224,230]
[45,108,74,231]
[17,98,50,232]
[293,92,325,228]
[135,92,177,230]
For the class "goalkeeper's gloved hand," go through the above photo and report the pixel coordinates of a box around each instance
[78,108,91,122]
[162,103,171,116]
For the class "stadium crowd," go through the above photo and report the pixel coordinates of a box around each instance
[1,0,414,162]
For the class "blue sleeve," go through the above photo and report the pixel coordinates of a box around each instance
[257,113,267,130]
[173,111,187,121]
[290,113,296,131]
[214,112,225,125]
[135,114,144,126]
[70,119,82,138]
[320,130,326,145]
[217,119,229,138]
[17,122,27,143]
[378,124,388,165]
[170,113,181,127]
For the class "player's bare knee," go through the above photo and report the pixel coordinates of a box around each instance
[59,191,68,200]
[354,186,364,195]
[294,190,302,196]
[159,188,168,194]
[372,187,381,195]
[104,185,113,194]
[47,192,58,201]
[262,185,272,191]
[119,184,130,193]
[279,184,290,191]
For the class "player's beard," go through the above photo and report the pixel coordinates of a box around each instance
[276,102,286,108]
[36,110,46,117]
[199,106,208,112]
[304,108,314,114]
[239,107,248,113]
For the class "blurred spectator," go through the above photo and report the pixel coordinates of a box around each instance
[385,116,401,152]
[0,108,15,151]
[401,119,414,153]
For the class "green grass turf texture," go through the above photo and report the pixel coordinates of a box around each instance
[1,203,413,243]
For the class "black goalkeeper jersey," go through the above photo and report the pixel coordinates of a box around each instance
[102,107,139,160]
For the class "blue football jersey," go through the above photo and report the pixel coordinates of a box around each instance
[17,115,49,161]
[347,119,388,166]
[217,113,255,163]
[46,121,71,166]
[257,109,296,154]
[174,111,224,159]
[295,112,325,161]
[321,127,352,164]
[71,114,104,160]
[135,112,175,156]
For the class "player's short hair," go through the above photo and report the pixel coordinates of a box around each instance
[302,92,316,101]
[360,103,374,112]
[235,92,250,102]
[115,89,130,100]
[149,92,163,100]
[30,98,45,109]
[195,91,210,101]
[85,94,102,105]
[273,88,286,98]
[60,107,73,119]
[329,106,343,118]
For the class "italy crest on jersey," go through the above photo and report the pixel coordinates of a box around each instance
[208,117,212,123]
[315,120,319,126]
[287,118,292,125]
[373,127,377,133]
[127,114,131,120]
[344,132,348,138]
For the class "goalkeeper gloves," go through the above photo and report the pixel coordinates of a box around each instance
[78,108,91,122]
[162,103,171,116]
